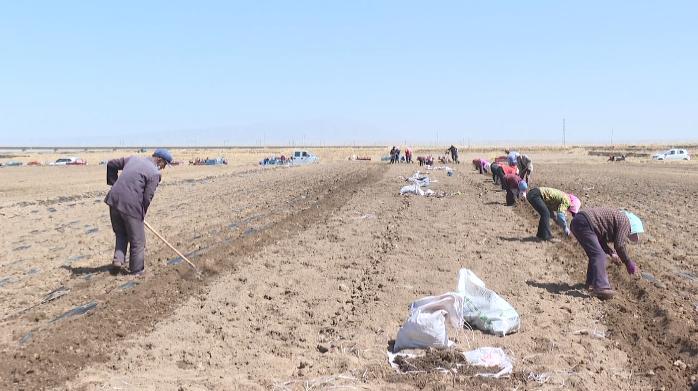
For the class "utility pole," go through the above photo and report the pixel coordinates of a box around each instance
[611,128,614,146]
[562,118,566,147]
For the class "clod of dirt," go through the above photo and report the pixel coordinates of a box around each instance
[641,272,657,282]
[317,344,329,353]
[673,360,687,371]
[200,258,224,275]
[393,348,502,376]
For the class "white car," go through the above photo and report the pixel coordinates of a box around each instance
[291,150,319,164]
[49,157,87,165]
[652,148,690,161]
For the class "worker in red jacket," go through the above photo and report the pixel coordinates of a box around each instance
[503,174,527,205]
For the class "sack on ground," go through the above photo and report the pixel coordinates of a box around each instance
[394,293,464,351]
[456,268,520,336]
[463,347,513,378]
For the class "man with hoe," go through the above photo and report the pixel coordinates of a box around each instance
[104,149,173,275]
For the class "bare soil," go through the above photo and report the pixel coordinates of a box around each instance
[0,149,696,390]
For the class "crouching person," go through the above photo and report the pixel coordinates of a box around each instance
[570,208,643,300]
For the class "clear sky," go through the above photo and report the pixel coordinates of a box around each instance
[1,1,696,146]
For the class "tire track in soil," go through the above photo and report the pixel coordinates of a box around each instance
[0,164,388,391]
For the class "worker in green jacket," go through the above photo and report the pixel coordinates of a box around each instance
[526,187,581,240]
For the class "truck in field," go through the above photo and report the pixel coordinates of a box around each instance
[291,150,319,165]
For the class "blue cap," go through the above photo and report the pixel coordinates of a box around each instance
[152,148,173,164]
[518,180,528,192]
[623,211,644,234]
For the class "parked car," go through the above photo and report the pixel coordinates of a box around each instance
[652,148,690,161]
[50,157,78,165]
[2,160,23,167]
[291,150,319,164]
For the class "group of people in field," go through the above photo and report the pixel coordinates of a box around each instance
[104,146,645,301]
[473,149,644,300]
[389,146,413,163]
[388,145,460,166]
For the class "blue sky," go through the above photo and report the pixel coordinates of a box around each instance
[1,1,696,146]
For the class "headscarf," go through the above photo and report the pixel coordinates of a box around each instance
[623,211,644,234]
[567,193,581,214]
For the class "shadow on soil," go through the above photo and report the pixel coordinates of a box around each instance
[499,235,541,243]
[526,280,589,299]
[60,265,121,276]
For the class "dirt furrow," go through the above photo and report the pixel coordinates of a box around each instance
[0,164,386,390]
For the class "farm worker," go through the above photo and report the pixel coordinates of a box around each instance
[570,208,642,299]
[526,187,581,240]
[503,174,527,205]
[490,162,503,184]
[447,145,459,163]
[492,163,518,187]
[478,158,490,174]
[472,158,481,171]
[516,154,533,183]
[506,150,520,166]
[479,158,490,174]
[405,147,413,163]
[104,149,173,275]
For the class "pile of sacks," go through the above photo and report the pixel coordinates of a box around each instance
[399,171,451,196]
[390,268,519,377]
[400,171,434,196]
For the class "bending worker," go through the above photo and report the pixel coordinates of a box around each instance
[104,149,173,275]
[526,187,581,240]
[492,162,518,187]
[516,154,533,183]
[503,174,527,206]
[479,158,491,175]
[570,208,643,300]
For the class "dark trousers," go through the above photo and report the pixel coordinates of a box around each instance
[110,207,146,272]
[494,168,507,189]
[491,165,504,184]
[505,187,516,206]
[570,214,612,290]
[526,188,553,240]
[520,168,531,183]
